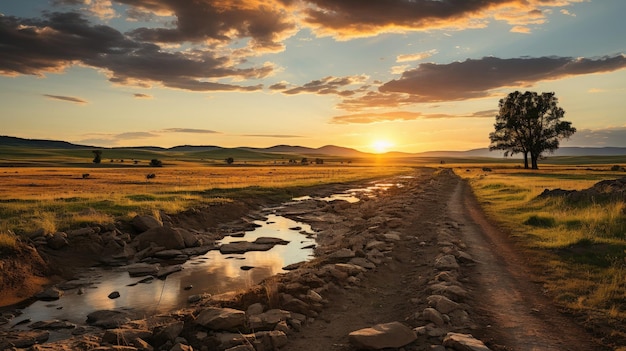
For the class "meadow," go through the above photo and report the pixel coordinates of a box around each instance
[457,162,626,331]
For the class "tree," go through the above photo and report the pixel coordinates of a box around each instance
[149,159,163,167]
[225,157,234,165]
[92,150,102,164]
[489,91,576,169]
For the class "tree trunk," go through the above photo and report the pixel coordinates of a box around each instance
[523,152,529,169]
[531,153,539,169]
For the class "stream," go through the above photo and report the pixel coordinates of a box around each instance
[2,180,403,332]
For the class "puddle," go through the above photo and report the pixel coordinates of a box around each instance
[3,215,315,328]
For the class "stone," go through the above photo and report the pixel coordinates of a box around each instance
[86,310,131,329]
[365,240,387,251]
[124,263,161,277]
[246,303,264,316]
[153,249,184,258]
[35,287,63,301]
[443,333,492,351]
[282,261,305,271]
[152,321,184,347]
[66,227,95,238]
[57,279,92,290]
[108,291,121,299]
[132,215,162,233]
[422,308,445,327]
[382,232,401,241]
[248,309,291,330]
[135,227,185,251]
[456,251,475,264]
[29,320,76,330]
[268,330,288,348]
[219,241,275,254]
[175,228,199,248]
[156,265,183,279]
[102,328,152,345]
[334,263,366,276]
[195,307,246,331]
[434,255,460,270]
[253,237,289,245]
[170,343,193,351]
[427,295,461,314]
[327,248,356,261]
[348,322,417,350]
[47,232,69,249]
[349,257,376,269]
[0,330,50,349]
[428,283,468,300]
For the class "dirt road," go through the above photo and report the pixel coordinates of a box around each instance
[282,168,605,351]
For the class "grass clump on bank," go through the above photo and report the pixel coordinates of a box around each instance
[459,165,626,325]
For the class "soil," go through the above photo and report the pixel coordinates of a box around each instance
[0,168,613,350]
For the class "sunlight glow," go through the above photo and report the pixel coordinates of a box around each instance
[372,139,394,154]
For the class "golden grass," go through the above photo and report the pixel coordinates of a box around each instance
[0,231,17,252]
[0,164,410,235]
[456,164,626,321]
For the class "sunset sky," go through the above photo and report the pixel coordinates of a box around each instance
[1,0,625,153]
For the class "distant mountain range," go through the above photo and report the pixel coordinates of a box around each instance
[1,135,626,158]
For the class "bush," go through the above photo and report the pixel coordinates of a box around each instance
[150,159,163,167]
[524,215,556,228]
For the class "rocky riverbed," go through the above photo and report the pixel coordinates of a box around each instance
[1,168,605,351]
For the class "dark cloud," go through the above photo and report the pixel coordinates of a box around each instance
[43,94,88,104]
[133,93,152,99]
[0,12,269,91]
[300,0,580,38]
[116,0,297,52]
[350,55,626,105]
[162,128,221,134]
[330,109,496,124]
[279,75,367,96]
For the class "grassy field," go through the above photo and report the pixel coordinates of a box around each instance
[0,162,411,237]
[457,162,626,332]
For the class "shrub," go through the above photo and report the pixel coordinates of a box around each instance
[610,165,621,171]
[524,215,556,228]
[150,159,163,167]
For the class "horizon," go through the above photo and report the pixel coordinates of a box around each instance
[1,1,626,154]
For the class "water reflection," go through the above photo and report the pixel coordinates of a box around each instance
[5,214,315,327]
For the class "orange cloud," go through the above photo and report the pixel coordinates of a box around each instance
[330,110,496,124]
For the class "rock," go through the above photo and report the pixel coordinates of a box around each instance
[187,294,202,303]
[153,249,184,258]
[281,297,311,316]
[427,295,461,314]
[382,232,401,241]
[443,332,492,351]
[0,330,49,349]
[365,240,387,251]
[248,309,291,330]
[124,263,161,277]
[428,283,468,300]
[108,291,121,299]
[219,241,275,254]
[348,322,417,350]
[434,255,460,270]
[136,227,185,251]
[422,308,445,327]
[349,257,376,269]
[282,261,305,271]
[101,328,152,345]
[195,307,246,331]
[328,248,356,261]
[246,303,265,316]
[86,310,131,329]
[35,287,63,301]
[47,232,69,249]
[66,227,95,238]
[57,279,92,290]
[268,330,288,348]
[132,215,162,233]
[253,237,289,245]
[153,321,184,347]
[29,320,76,330]
[456,251,475,264]
[177,228,199,248]
[170,343,193,351]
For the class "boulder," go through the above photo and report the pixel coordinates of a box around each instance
[124,263,160,277]
[348,322,417,350]
[135,227,185,251]
[35,287,63,301]
[253,237,289,245]
[422,308,445,327]
[0,330,49,349]
[443,332,492,351]
[66,227,95,238]
[195,307,246,331]
[427,295,461,314]
[86,310,131,329]
[131,215,162,233]
[248,309,291,330]
[152,321,184,347]
[47,232,69,249]
[434,255,460,270]
[327,248,356,261]
[176,228,199,247]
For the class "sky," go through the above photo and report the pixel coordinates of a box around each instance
[1,0,625,154]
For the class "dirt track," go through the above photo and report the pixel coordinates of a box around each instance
[282,168,605,351]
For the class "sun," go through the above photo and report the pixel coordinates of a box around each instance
[371,139,394,154]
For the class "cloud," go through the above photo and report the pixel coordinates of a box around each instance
[133,93,152,99]
[279,75,368,96]
[117,0,298,52]
[330,110,496,124]
[300,0,584,39]
[162,128,221,134]
[43,94,88,104]
[378,55,626,102]
[396,49,438,63]
[0,12,270,91]
[564,127,626,147]
[242,134,303,138]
